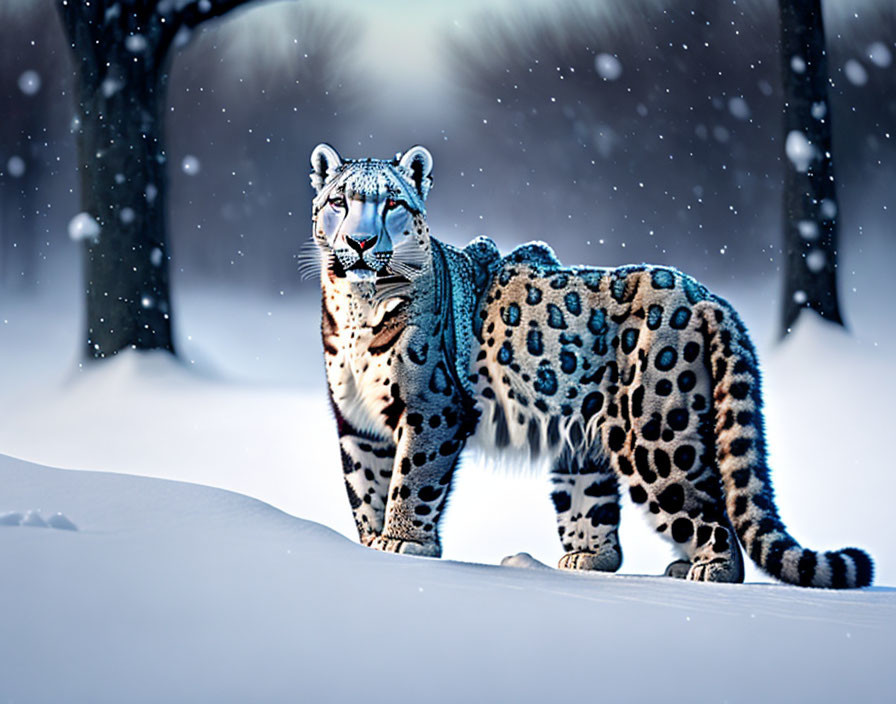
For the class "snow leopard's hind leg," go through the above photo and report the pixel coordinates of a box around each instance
[601,376,745,584]
[551,447,622,572]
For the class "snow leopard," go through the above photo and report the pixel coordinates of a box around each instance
[308,142,873,589]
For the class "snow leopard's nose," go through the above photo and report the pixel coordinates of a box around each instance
[345,233,378,253]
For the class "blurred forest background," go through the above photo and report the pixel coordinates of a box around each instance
[0,0,893,321]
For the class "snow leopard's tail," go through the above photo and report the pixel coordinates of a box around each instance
[700,298,873,589]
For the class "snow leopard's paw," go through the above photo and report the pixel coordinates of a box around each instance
[369,535,441,557]
[558,547,621,572]
[664,559,692,579]
[687,557,744,584]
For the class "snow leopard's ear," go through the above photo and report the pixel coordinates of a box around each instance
[310,143,342,193]
[398,145,433,201]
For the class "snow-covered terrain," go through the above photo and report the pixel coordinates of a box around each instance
[2,453,894,703]
[1,0,892,698]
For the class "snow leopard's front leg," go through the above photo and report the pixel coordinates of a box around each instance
[331,397,395,546]
[371,361,474,558]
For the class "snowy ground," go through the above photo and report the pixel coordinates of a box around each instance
[1,244,895,700]
[2,453,894,703]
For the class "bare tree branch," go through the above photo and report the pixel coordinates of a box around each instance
[155,0,268,65]
[175,0,265,28]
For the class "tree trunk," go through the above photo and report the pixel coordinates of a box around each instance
[778,0,845,337]
[0,157,40,293]
[56,0,259,360]
[74,54,175,358]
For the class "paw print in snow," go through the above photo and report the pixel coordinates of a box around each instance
[0,510,78,531]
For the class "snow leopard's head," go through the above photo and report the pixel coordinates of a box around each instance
[309,143,433,284]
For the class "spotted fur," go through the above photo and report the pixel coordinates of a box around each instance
[309,143,873,588]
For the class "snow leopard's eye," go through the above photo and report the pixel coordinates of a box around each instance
[385,198,405,211]
[328,196,346,210]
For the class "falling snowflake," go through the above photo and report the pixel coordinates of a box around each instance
[68,212,102,243]
[797,220,819,241]
[820,198,838,220]
[806,250,826,273]
[727,97,750,121]
[6,155,25,178]
[785,131,818,173]
[101,76,123,98]
[125,34,148,53]
[182,155,201,175]
[844,59,868,86]
[17,70,41,96]
[594,53,622,81]
[867,42,892,68]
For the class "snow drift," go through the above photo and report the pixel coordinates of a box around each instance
[1,453,893,703]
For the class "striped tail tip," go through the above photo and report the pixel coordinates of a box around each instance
[839,547,874,588]
[773,545,874,589]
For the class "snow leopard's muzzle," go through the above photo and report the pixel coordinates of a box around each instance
[318,197,409,281]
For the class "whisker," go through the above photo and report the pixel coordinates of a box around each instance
[373,278,413,302]
[392,239,429,265]
[296,239,327,280]
[296,261,319,280]
[386,259,422,280]
[387,239,428,281]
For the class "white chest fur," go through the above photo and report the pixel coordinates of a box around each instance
[323,281,406,438]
